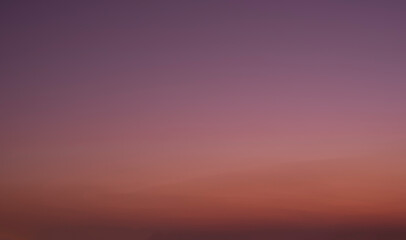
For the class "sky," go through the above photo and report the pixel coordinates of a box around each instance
[1,1,406,239]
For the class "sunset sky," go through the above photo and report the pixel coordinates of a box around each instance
[1,1,406,239]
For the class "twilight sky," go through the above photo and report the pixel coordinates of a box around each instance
[1,1,406,239]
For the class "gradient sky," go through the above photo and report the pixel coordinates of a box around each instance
[1,1,406,239]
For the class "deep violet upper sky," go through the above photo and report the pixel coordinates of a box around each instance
[1,1,406,239]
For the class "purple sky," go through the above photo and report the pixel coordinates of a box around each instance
[1,1,406,239]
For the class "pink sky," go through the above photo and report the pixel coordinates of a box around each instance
[1,1,406,239]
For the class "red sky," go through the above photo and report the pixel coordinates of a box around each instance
[1,1,406,239]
